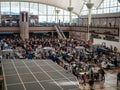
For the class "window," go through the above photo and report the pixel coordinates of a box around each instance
[110,0,118,7]
[0,1,78,24]
[82,10,88,15]
[58,16,64,23]
[48,16,55,23]
[64,16,69,23]
[64,10,69,15]
[48,6,55,15]
[20,2,29,12]
[103,8,109,13]
[104,1,110,8]
[39,4,47,15]
[118,6,120,12]
[39,16,47,23]
[81,0,120,15]
[30,3,38,15]
[11,2,20,15]
[1,2,10,15]
[92,9,97,14]
[97,9,103,14]
[110,7,117,13]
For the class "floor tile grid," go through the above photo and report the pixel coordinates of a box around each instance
[33,60,64,90]
[11,60,26,90]
[45,60,80,88]
[21,60,46,90]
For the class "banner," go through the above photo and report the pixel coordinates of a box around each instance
[22,12,28,22]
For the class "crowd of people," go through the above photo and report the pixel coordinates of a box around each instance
[0,34,120,90]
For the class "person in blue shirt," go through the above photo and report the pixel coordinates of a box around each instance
[54,52,60,64]
[79,52,83,61]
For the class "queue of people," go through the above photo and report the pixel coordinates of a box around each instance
[0,35,120,90]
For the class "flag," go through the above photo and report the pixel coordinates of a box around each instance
[22,12,24,22]
[24,12,26,22]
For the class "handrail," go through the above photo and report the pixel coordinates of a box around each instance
[54,25,64,39]
[56,24,66,39]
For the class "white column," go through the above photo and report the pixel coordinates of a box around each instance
[55,10,60,24]
[20,12,29,40]
[57,12,58,23]
[0,3,2,26]
[38,3,39,25]
[67,0,73,25]
[67,7,73,25]
[119,24,120,42]
[69,0,72,25]
[118,0,120,42]
[46,5,48,25]
[63,10,64,25]
[70,10,72,25]
[55,8,57,23]
[86,1,94,41]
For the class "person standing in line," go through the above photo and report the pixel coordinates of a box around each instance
[99,73,105,89]
[100,68,105,80]
[99,68,105,89]
[88,79,94,90]
[81,73,87,89]
[83,73,87,85]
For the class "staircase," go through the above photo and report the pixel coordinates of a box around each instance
[54,24,66,39]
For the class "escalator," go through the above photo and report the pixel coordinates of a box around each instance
[54,24,66,39]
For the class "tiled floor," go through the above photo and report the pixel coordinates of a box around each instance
[79,66,120,90]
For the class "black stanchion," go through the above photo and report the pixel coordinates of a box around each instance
[117,73,120,87]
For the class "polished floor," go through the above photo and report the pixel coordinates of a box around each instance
[1,59,80,90]
[79,66,120,90]
[1,59,120,90]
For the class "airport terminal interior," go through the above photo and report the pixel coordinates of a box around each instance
[0,0,120,90]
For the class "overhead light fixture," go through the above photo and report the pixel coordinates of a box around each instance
[118,0,120,3]
[55,10,60,14]
[67,7,74,12]
[67,0,74,25]
[67,7,74,25]
[86,3,94,10]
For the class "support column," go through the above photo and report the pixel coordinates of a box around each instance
[20,12,29,40]
[119,24,120,43]
[86,0,94,41]
[118,0,120,42]
[67,0,73,25]
[46,6,48,25]
[55,10,60,24]
[67,7,73,25]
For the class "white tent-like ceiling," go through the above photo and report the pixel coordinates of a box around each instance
[1,0,103,15]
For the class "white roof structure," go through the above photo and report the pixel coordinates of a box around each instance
[2,0,103,15]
